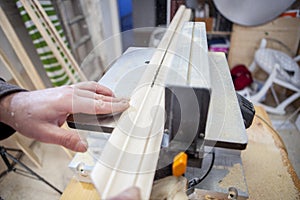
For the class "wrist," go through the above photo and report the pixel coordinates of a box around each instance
[0,93,14,124]
[0,92,23,128]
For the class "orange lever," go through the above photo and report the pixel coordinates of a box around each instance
[172,152,187,177]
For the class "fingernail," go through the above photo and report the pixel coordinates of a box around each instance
[122,100,130,106]
[77,140,88,152]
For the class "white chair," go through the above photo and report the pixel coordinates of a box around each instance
[248,38,300,115]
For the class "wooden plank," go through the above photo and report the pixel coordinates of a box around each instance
[162,21,208,87]
[30,0,87,81]
[228,17,300,68]
[91,6,192,199]
[189,22,209,87]
[155,8,192,85]
[19,0,76,84]
[149,5,187,71]
[13,135,42,169]
[60,178,100,200]
[242,106,300,199]
[0,49,29,89]
[157,5,186,50]
[20,0,87,83]
[94,86,164,198]
[232,17,300,32]
[164,22,194,86]
[0,6,45,90]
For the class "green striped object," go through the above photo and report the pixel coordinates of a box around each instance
[16,0,81,86]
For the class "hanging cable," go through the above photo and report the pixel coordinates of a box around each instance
[187,149,215,189]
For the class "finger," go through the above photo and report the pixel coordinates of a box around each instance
[97,95,128,103]
[35,125,88,152]
[74,89,126,102]
[73,81,114,96]
[98,100,130,114]
[72,96,130,114]
[53,126,88,152]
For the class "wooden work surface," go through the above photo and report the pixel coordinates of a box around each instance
[60,106,300,200]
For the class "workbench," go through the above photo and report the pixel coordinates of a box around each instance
[60,106,300,199]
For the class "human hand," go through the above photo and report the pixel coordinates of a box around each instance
[0,81,129,152]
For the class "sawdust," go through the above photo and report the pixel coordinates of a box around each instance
[242,142,300,199]
[189,109,300,199]
[242,115,300,200]
[218,163,247,193]
[150,176,188,200]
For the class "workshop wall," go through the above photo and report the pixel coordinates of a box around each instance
[228,17,300,69]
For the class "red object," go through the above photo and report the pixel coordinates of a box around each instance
[280,10,299,18]
[231,64,253,90]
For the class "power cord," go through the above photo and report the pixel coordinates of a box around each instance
[187,149,215,189]
[187,112,290,189]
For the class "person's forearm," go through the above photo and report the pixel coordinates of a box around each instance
[0,78,27,100]
[0,78,28,139]
[0,78,28,125]
[0,92,13,125]
[0,92,24,129]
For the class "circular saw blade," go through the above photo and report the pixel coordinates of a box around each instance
[213,0,295,26]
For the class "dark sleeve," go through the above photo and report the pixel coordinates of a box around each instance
[0,78,28,140]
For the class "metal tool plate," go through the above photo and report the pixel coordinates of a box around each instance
[68,47,247,149]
